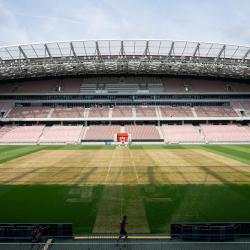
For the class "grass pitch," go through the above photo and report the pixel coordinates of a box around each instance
[0,144,249,233]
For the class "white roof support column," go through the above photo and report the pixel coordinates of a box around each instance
[70,42,78,59]
[192,42,200,59]
[144,41,150,57]
[215,44,226,62]
[168,41,174,58]
[18,46,28,60]
[44,43,52,59]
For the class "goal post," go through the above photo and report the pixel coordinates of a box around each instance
[116,133,129,145]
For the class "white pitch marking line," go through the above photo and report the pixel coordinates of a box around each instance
[104,148,116,184]
[128,148,139,184]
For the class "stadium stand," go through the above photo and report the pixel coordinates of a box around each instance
[161,78,250,92]
[232,101,250,116]
[195,106,238,117]
[0,39,248,158]
[7,106,51,118]
[159,106,194,117]
[162,125,205,143]
[39,126,83,144]
[112,106,133,117]
[88,107,110,118]
[0,101,15,111]
[0,126,44,143]
[135,107,157,117]
[83,125,120,141]
[201,125,250,143]
[125,125,161,141]
[52,107,85,118]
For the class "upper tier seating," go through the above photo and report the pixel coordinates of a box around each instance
[162,125,204,143]
[83,126,120,141]
[39,126,83,143]
[112,107,133,117]
[159,106,193,117]
[106,83,139,93]
[0,79,81,93]
[7,107,51,118]
[0,126,44,143]
[88,107,110,118]
[201,125,250,142]
[135,107,157,117]
[0,101,15,111]
[195,106,238,117]
[125,125,161,141]
[162,78,250,92]
[232,101,250,116]
[52,107,85,118]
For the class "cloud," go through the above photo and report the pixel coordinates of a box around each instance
[0,3,29,46]
[0,0,249,46]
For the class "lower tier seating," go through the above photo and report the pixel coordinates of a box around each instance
[162,125,204,143]
[201,125,250,143]
[39,126,83,143]
[83,125,120,141]
[0,126,44,143]
[0,124,250,144]
[125,125,161,141]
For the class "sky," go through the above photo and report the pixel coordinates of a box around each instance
[0,0,249,46]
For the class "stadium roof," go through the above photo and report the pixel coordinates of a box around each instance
[0,40,249,80]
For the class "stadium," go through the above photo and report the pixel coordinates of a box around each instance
[0,39,250,249]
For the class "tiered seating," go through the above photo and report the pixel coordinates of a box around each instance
[195,106,238,117]
[105,83,139,93]
[83,126,120,141]
[232,101,250,116]
[135,107,157,117]
[147,83,164,92]
[0,126,17,138]
[201,125,250,143]
[52,107,85,118]
[0,101,15,111]
[7,107,51,118]
[39,126,83,143]
[88,107,109,118]
[0,126,44,143]
[159,106,193,117]
[112,107,133,118]
[162,125,204,143]
[80,83,97,93]
[161,78,250,92]
[125,125,161,141]
[0,83,16,93]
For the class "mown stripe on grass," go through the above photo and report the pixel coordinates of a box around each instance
[202,145,250,165]
[0,146,46,164]
[43,145,116,150]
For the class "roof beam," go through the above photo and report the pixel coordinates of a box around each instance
[120,41,125,57]
[242,48,250,61]
[144,41,150,57]
[70,42,77,58]
[215,44,226,61]
[95,41,101,58]
[168,41,174,57]
[44,43,52,59]
[18,46,28,60]
[192,42,200,58]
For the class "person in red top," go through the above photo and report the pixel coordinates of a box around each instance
[118,215,128,241]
